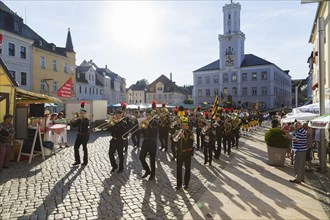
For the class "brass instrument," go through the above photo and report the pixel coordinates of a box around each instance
[201,125,209,136]
[92,115,127,132]
[170,120,178,129]
[224,119,232,134]
[232,117,240,130]
[121,115,157,139]
[172,129,183,142]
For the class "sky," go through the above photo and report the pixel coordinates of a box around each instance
[3,0,317,87]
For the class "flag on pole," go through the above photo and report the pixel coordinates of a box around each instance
[211,95,219,119]
[57,78,72,98]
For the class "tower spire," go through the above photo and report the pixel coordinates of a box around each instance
[65,28,74,52]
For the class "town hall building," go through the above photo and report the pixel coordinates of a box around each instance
[193,1,292,110]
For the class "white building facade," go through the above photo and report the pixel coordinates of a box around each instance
[309,1,330,103]
[0,28,33,91]
[193,2,291,110]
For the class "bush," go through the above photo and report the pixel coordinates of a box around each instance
[264,128,290,148]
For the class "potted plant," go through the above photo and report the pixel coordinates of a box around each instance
[264,128,290,166]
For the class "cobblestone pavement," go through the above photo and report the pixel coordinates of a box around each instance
[1,126,329,220]
[0,130,240,220]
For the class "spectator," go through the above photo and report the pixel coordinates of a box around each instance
[303,122,313,171]
[0,114,15,170]
[288,121,307,184]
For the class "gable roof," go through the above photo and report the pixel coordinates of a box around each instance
[0,57,18,87]
[194,54,274,72]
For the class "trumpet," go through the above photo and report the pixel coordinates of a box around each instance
[121,114,158,139]
[172,129,183,142]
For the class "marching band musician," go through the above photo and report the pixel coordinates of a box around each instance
[175,117,194,191]
[130,110,141,148]
[159,103,170,151]
[71,102,90,166]
[169,116,182,161]
[203,120,216,166]
[214,114,224,159]
[232,116,241,148]
[195,112,205,150]
[139,108,159,181]
[223,117,233,155]
[108,108,129,173]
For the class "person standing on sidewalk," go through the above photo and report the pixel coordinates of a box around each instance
[0,114,15,170]
[288,121,307,183]
[71,102,90,166]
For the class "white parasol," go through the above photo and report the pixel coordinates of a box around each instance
[308,114,330,129]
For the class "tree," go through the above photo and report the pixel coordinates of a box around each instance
[136,79,148,85]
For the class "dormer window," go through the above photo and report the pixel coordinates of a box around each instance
[52,44,56,51]
[39,40,42,46]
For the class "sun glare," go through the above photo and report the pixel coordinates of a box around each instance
[111,2,156,50]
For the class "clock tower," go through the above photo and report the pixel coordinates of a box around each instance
[218,1,245,69]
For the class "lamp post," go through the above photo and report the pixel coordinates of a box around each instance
[302,0,327,172]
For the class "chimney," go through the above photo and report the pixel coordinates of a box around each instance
[105,65,107,69]
[170,72,172,81]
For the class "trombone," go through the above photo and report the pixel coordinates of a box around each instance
[121,114,158,139]
[92,115,128,132]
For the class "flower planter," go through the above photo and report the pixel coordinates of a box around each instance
[267,146,287,166]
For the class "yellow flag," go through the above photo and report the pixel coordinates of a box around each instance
[211,95,219,119]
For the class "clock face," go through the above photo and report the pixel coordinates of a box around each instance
[226,55,234,66]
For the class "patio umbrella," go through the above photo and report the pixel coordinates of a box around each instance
[281,112,319,123]
[126,104,139,109]
[308,114,330,129]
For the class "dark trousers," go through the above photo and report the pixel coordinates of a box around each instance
[215,136,222,159]
[132,130,140,147]
[233,130,239,147]
[159,128,169,150]
[74,136,88,164]
[223,134,233,155]
[204,142,214,165]
[177,152,192,187]
[109,139,124,170]
[139,140,157,175]
[171,139,177,158]
[196,130,201,149]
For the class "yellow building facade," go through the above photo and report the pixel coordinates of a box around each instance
[31,29,76,100]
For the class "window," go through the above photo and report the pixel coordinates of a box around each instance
[53,81,58,93]
[85,87,87,94]
[197,77,202,84]
[89,74,91,81]
[223,87,228,95]
[198,89,202,97]
[252,72,257,81]
[21,72,27,86]
[9,70,15,80]
[214,88,219,96]
[20,46,26,59]
[206,89,210,97]
[96,88,98,95]
[242,73,247,81]
[92,75,94,82]
[64,63,68,73]
[52,60,57,71]
[213,75,219,84]
[40,80,46,91]
[261,71,267,80]
[89,87,91,94]
[232,87,237,95]
[231,73,237,82]
[205,76,210,84]
[70,64,74,74]
[14,19,20,32]
[8,43,15,56]
[223,73,228,83]
[157,87,163,91]
[262,87,267,95]
[252,87,257,96]
[72,83,74,93]
[79,86,82,94]
[40,56,46,68]
[242,87,248,96]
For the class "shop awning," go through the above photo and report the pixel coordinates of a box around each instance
[16,88,63,104]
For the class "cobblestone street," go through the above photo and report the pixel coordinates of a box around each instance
[0,130,239,220]
[1,126,329,220]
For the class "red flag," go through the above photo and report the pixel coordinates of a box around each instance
[57,78,72,98]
